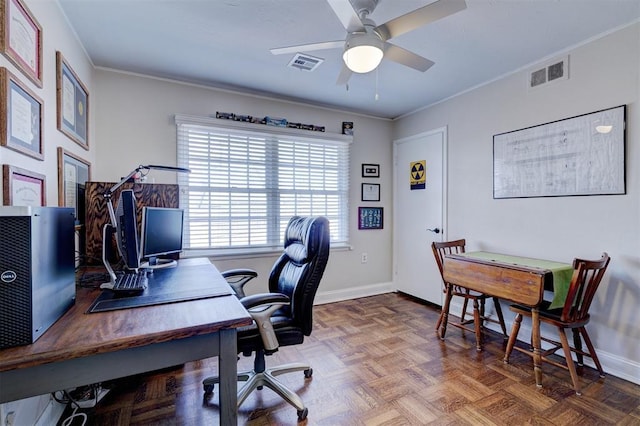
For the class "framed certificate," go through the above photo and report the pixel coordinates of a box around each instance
[56,51,89,150]
[57,147,91,224]
[361,183,380,202]
[0,67,43,160]
[2,164,46,206]
[0,0,43,87]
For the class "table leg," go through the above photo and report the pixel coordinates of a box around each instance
[531,308,543,387]
[218,328,238,425]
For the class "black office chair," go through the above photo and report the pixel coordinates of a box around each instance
[203,216,330,421]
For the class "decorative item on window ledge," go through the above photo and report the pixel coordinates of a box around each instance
[358,207,383,230]
[342,121,354,135]
[214,111,326,132]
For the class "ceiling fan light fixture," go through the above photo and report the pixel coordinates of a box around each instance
[343,33,384,73]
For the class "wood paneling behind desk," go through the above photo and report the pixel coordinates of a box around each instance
[84,182,179,265]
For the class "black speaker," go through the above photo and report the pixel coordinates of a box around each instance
[0,207,76,349]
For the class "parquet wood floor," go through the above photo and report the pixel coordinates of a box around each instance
[76,293,640,425]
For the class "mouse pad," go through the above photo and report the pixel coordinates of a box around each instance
[87,263,233,313]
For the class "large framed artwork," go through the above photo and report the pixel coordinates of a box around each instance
[2,164,46,206]
[57,147,91,225]
[56,51,89,150]
[493,105,626,199]
[0,67,43,160]
[0,0,43,87]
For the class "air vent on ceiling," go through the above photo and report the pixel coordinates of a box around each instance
[528,55,569,90]
[288,53,324,72]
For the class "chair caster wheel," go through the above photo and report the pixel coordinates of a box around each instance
[304,368,313,378]
[297,407,308,421]
[203,383,214,395]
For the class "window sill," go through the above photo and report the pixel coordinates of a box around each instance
[182,243,351,261]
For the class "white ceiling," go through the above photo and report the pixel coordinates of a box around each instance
[57,0,640,119]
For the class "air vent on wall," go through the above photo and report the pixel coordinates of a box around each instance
[288,53,324,72]
[528,55,569,89]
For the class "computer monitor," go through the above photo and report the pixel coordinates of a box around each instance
[114,189,140,270]
[139,207,184,269]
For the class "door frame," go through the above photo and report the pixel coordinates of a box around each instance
[392,126,449,287]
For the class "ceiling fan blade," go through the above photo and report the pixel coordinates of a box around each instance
[336,64,353,86]
[270,40,344,56]
[375,0,467,41]
[384,43,435,72]
[326,0,363,33]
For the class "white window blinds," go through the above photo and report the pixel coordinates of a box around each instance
[175,115,351,252]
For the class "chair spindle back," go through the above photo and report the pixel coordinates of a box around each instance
[561,253,610,322]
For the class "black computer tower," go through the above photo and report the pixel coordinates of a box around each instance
[0,207,76,349]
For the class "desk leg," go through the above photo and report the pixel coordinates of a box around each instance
[531,308,543,387]
[218,328,238,425]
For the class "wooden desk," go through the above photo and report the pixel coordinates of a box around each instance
[442,252,571,387]
[0,258,252,425]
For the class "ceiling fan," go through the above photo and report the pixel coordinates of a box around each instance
[270,0,467,85]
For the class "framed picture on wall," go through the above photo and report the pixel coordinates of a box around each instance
[493,105,626,198]
[362,163,379,178]
[56,51,89,150]
[2,164,46,206]
[57,147,91,225]
[358,207,383,230]
[361,183,380,202]
[0,67,44,160]
[0,0,43,87]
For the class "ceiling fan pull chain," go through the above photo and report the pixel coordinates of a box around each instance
[375,67,379,101]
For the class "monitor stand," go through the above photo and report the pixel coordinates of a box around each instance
[140,257,177,270]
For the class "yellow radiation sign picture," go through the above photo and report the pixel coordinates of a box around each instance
[410,160,426,190]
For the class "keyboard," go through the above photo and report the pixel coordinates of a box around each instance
[110,271,148,293]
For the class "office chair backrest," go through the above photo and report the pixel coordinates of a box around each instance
[431,239,466,284]
[268,216,330,336]
[561,253,610,322]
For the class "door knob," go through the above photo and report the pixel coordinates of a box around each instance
[427,228,441,234]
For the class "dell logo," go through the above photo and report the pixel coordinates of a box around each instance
[1,271,17,283]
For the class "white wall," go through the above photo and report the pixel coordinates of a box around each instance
[0,1,96,205]
[4,0,637,393]
[394,24,640,384]
[92,70,395,297]
[0,1,95,422]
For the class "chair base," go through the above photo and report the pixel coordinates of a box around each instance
[503,309,605,396]
[203,362,312,421]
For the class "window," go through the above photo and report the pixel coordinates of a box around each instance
[175,115,351,253]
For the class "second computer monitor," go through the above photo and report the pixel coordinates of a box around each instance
[139,206,184,268]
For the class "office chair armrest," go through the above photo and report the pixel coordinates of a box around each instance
[221,268,258,298]
[241,292,290,352]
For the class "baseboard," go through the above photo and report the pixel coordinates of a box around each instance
[447,299,640,386]
[315,282,394,305]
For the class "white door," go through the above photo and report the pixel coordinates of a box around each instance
[393,128,447,304]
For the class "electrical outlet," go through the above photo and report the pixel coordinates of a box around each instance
[361,253,368,263]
